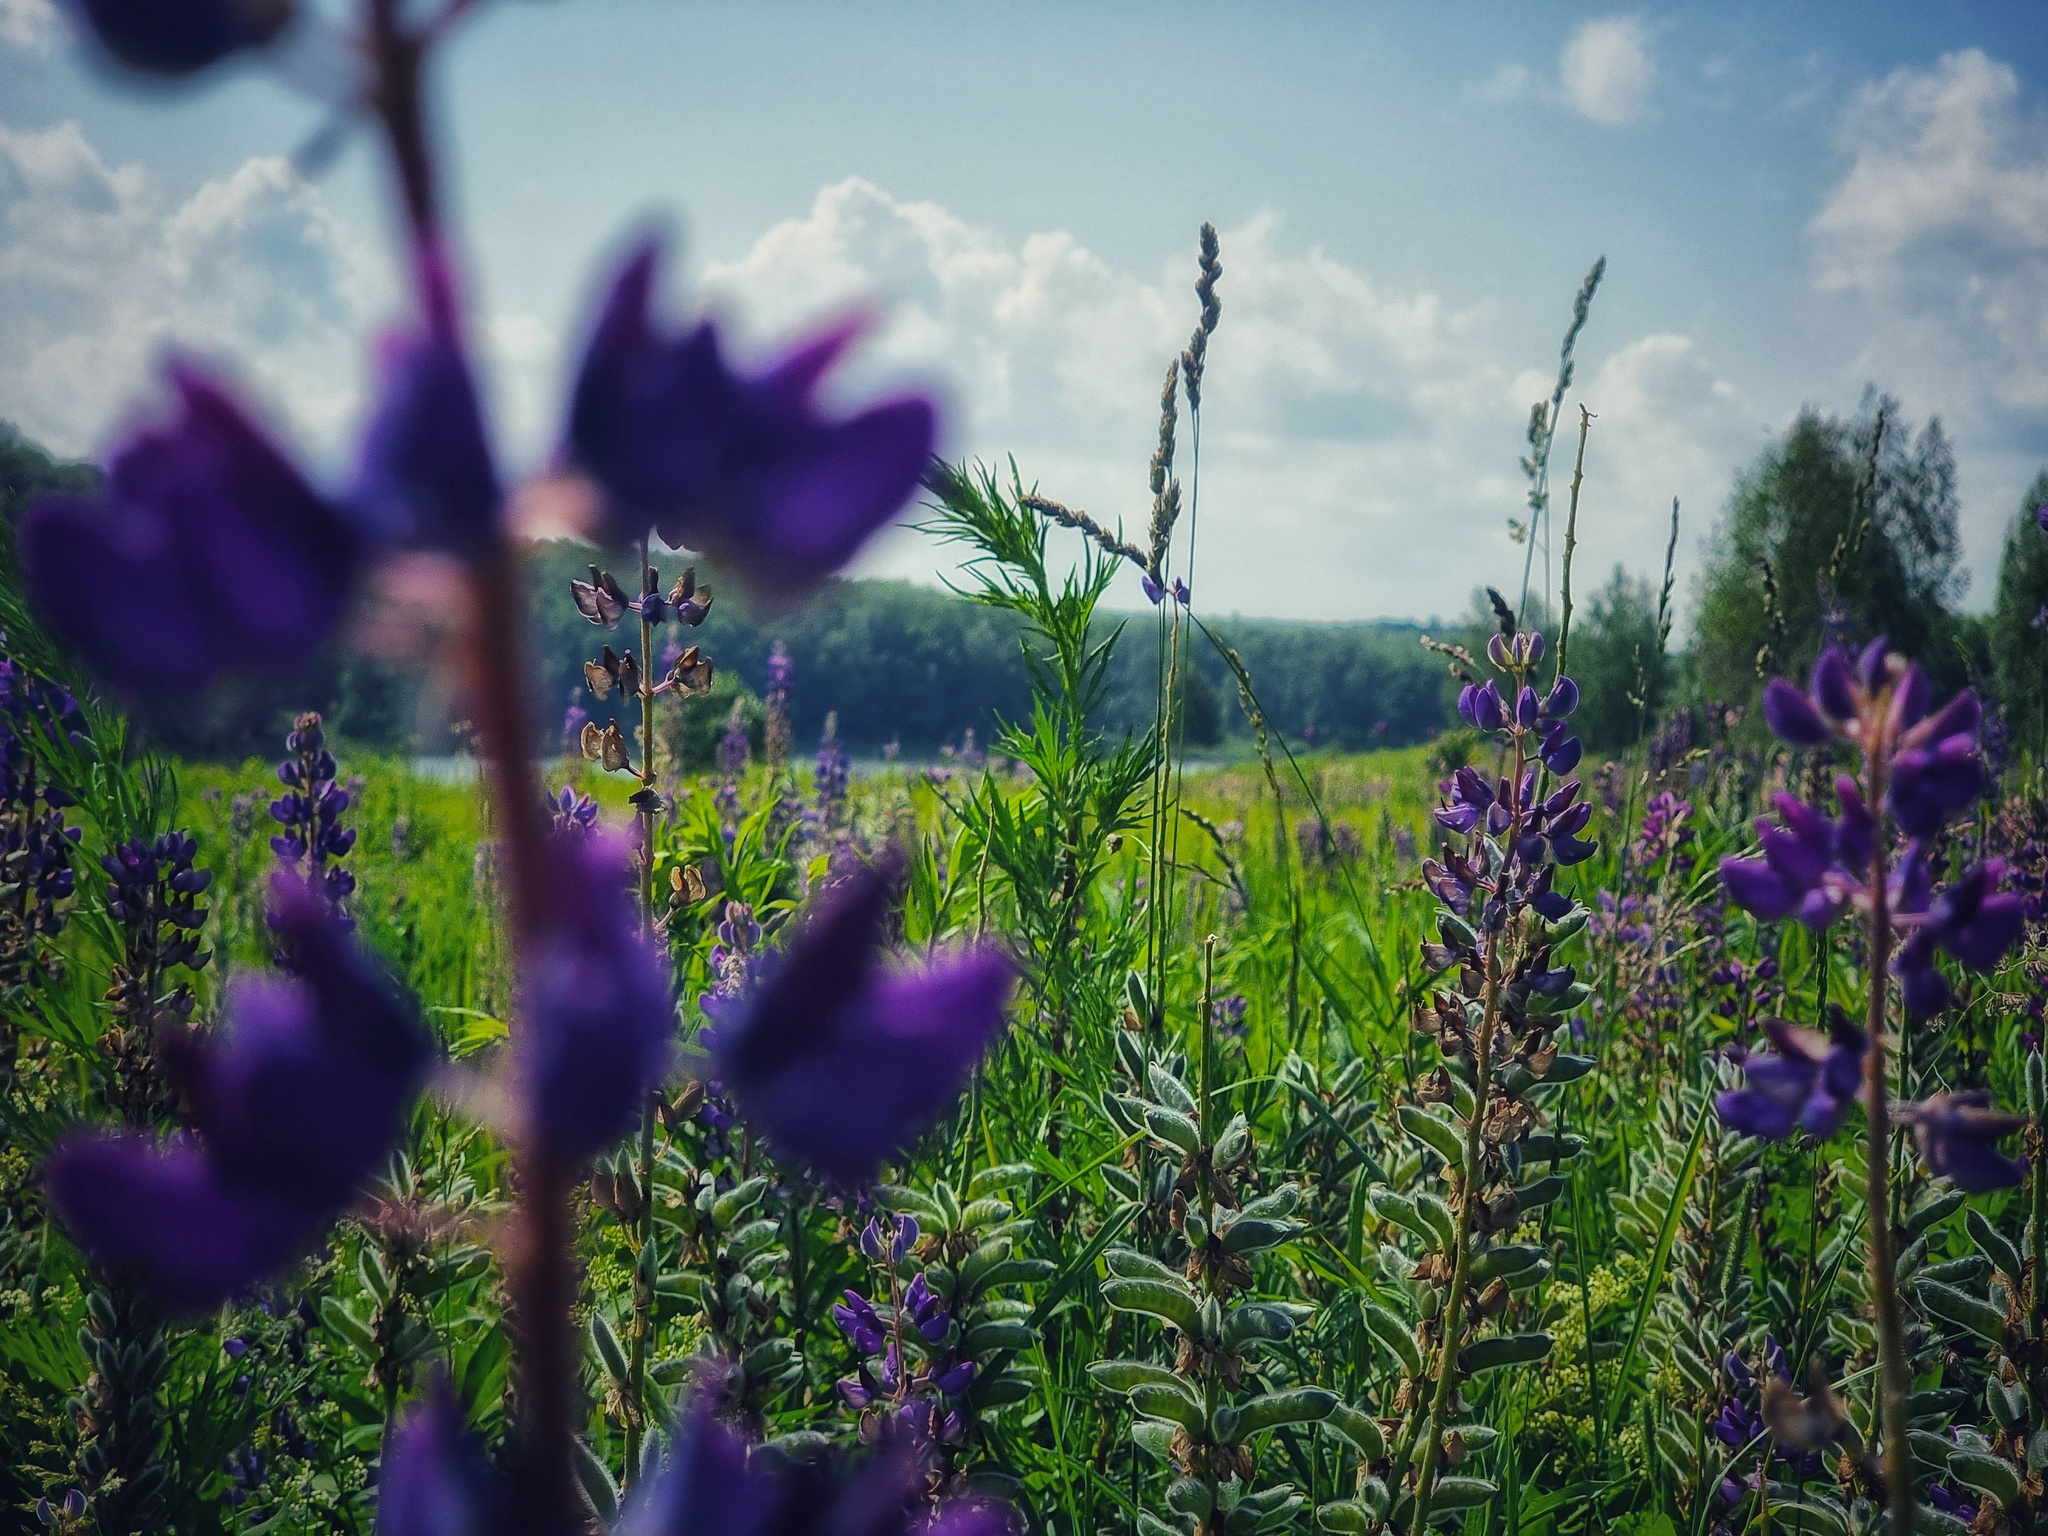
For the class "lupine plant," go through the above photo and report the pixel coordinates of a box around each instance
[4,8,2048,1536]
[1716,638,2028,1530]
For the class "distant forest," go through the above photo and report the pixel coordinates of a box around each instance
[9,386,2048,767]
[0,421,1456,761]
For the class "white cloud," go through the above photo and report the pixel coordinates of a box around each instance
[0,115,381,463]
[1560,17,1655,127]
[697,178,1749,619]
[1807,48,2048,597]
[1812,50,2048,405]
[0,0,57,53]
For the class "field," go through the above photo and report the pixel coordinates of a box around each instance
[9,9,2048,1535]
[5,504,2047,1536]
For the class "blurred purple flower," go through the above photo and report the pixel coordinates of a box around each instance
[19,367,368,697]
[1715,1015,1868,1142]
[620,1398,1014,1536]
[520,830,674,1164]
[709,859,1013,1184]
[1902,1092,2026,1191]
[46,875,430,1310]
[72,0,291,75]
[376,1379,494,1536]
[352,278,503,556]
[566,239,936,594]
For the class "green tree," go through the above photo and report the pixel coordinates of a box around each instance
[1693,394,1966,704]
[1991,472,2048,753]
[0,420,98,524]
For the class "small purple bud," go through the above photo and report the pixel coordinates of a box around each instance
[1515,686,1539,729]
[1140,574,1164,605]
[1811,647,1856,722]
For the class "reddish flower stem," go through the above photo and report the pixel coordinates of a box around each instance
[367,4,577,1530]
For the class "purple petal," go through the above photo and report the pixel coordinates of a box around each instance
[522,831,676,1164]
[377,1379,496,1536]
[565,240,937,595]
[1720,856,1798,920]
[74,0,289,74]
[1940,892,2025,972]
[43,1134,307,1313]
[19,368,366,697]
[353,316,502,555]
[1761,679,1830,747]
[198,876,431,1211]
[1811,648,1857,723]
[715,864,1014,1184]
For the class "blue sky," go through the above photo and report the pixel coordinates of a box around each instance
[4,1,2047,626]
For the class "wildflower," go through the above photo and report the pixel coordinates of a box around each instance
[72,0,292,75]
[833,1289,887,1355]
[19,368,367,697]
[565,240,936,594]
[1901,1093,2026,1192]
[269,712,355,921]
[547,785,601,836]
[46,875,430,1310]
[519,831,675,1164]
[707,859,1013,1184]
[1715,1015,1868,1142]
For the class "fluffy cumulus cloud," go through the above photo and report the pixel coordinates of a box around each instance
[1813,49,2048,413]
[0,0,57,53]
[1560,18,1655,127]
[700,178,1750,620]
[1810,48,2048,588]
[0,115,379,462]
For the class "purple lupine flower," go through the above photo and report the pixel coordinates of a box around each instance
[708,859,1013,1184]
[814,712,850,831]
[352,274,503,556]
[565,240,936,594]
[1140,574,1165,605]
[1724,642,2021,1014]
[547,784,601,836]
[1930,1483,1980,1525]
[833,1289,886,1354]
[2037,505,2048,534]
[269,712,355,923]
[19,367,368,697]
[1902,1093,2026,1191]
[376,1379,495,1536]
[1716,1015,1869,1142]
[46,875,430,1310]
[519,830,674,1164]
[72,0,291,75]
[618,1396,1013,1536]
[904,1271,950,1343]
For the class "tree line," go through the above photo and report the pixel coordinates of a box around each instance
[5,398,2046,765]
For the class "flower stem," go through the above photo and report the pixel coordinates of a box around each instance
[624,540,659,1484]
[1410,734,1520,1536]
[1861,741,1913,1536]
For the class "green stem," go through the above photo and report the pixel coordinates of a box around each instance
[625,540,658,1485]
[1861,741,1912,1536]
